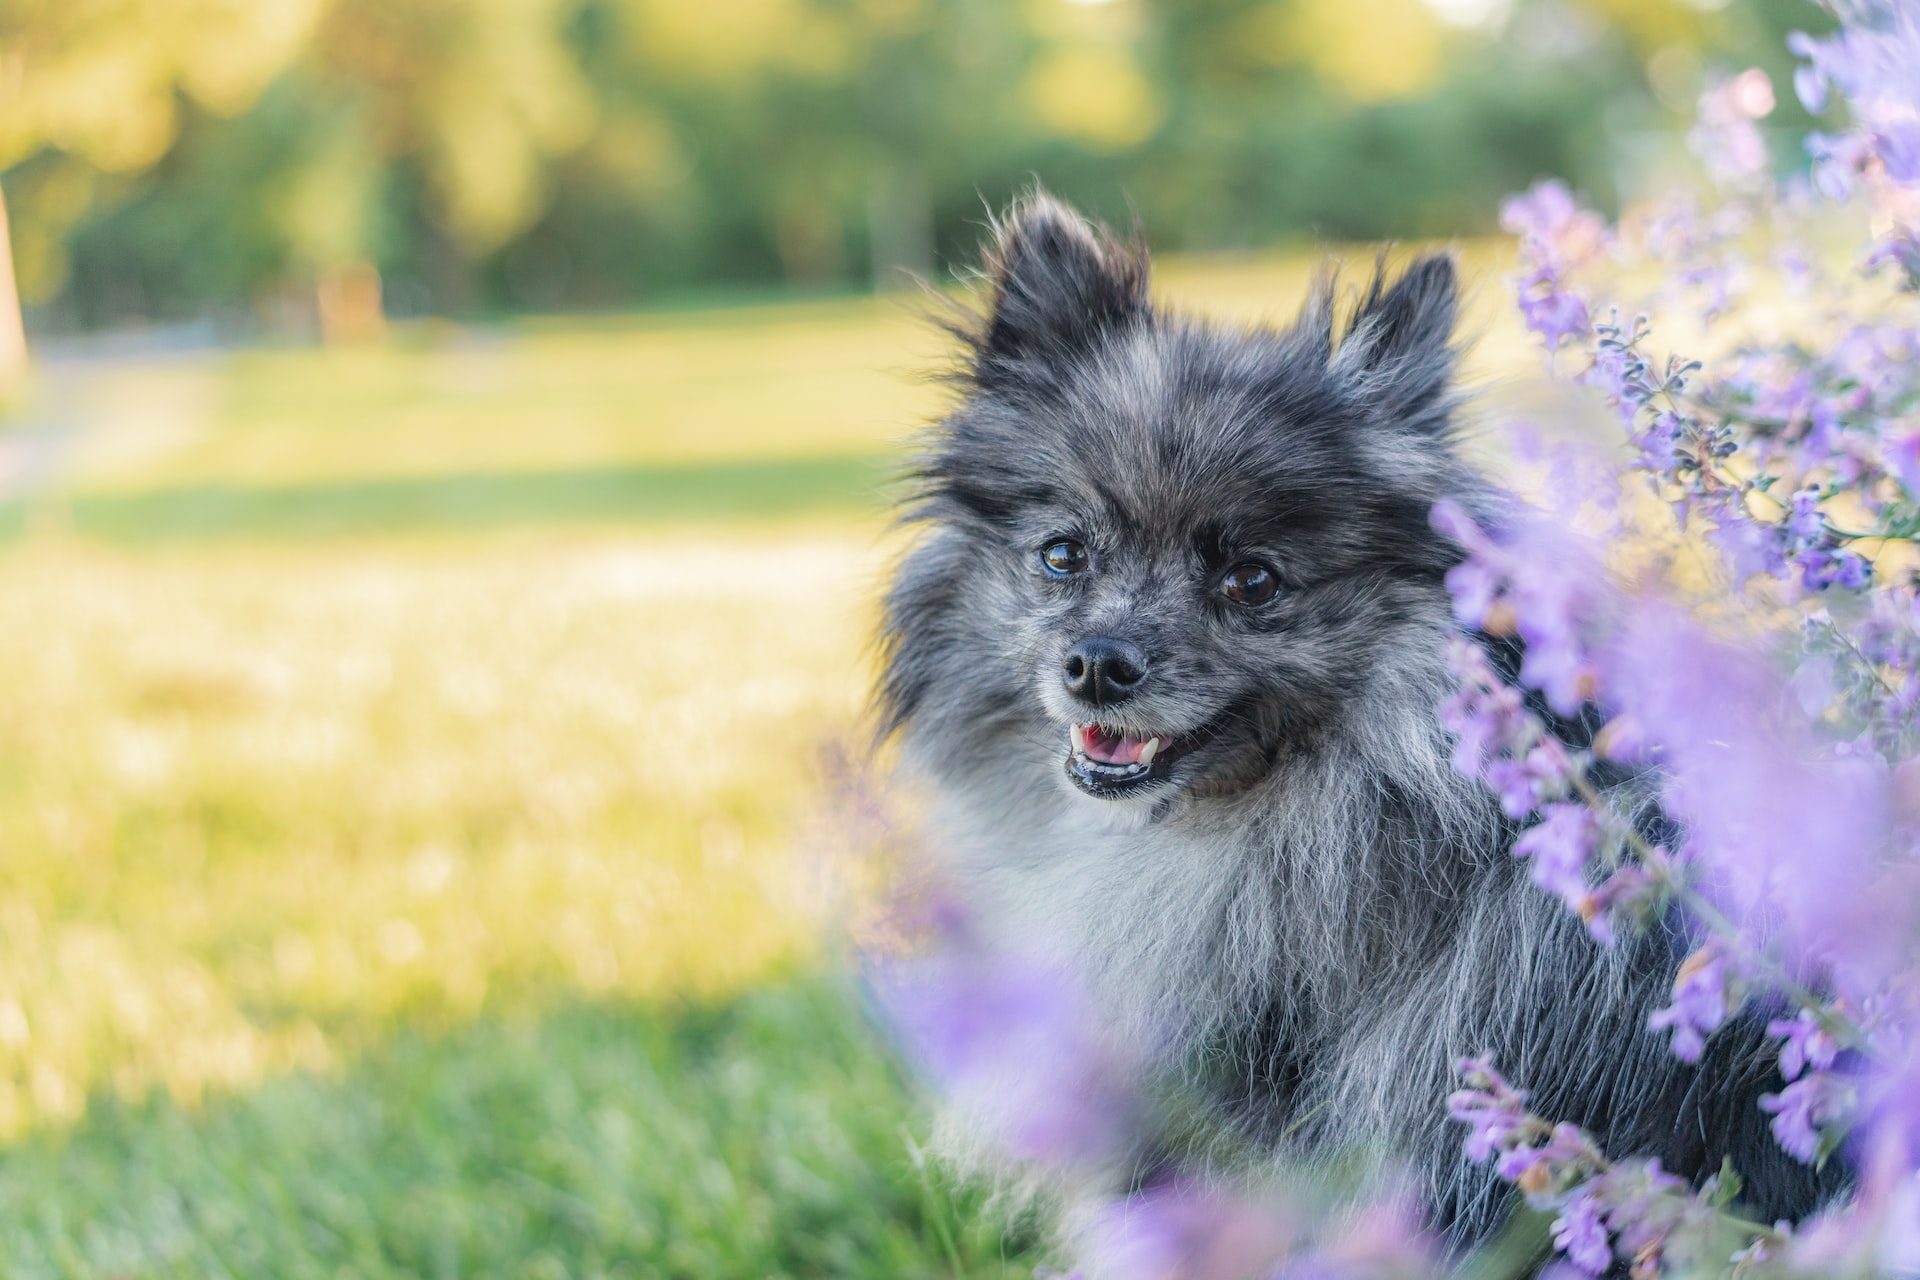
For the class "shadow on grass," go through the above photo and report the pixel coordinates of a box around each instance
[0,978,1041,1279]
[2,454,896,543]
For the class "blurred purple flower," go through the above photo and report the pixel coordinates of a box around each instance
[1576,864,1657,947]
[1497,1121,1602,1187]
[1891,432,1920,498]
[1276,1197,1437,1280]
[1790,489,1826,540]
[1439,637,1532,777]
[1690,69,1776,189]
[1483,738,1574,820]
[1443,557,1502,629]
[1517,274,1592,350]
[1514,804,1598,903]
[871,914,1134,1165]
[1770,1008,1841,1082]
[1601,607,1893,971]
[1551,1188,1613,1275]
[1648,948,1730,1064]
[1087,1180,1295,1280]
[1761,1071,1854,1163]
[1593,1159,1689,1257]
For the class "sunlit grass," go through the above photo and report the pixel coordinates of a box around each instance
[0,524,887,1137]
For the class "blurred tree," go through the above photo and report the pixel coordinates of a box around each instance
[289,0,596,332]
[9,0,1839,332]
[0,0,317,374]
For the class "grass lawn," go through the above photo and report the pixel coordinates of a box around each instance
[0,528,1031,1276]
[0,982,1038,1279]
[0,247,1534,1275]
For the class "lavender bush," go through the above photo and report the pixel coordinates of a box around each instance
[877,3,1920,1275]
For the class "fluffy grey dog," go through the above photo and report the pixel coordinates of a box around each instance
[877,194,1841,1245]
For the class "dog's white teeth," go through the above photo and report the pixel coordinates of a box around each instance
[1138,736,1160,766]
[1070,724,1088,754]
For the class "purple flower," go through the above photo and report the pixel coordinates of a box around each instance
[1450,1056,1532,1162]
[1440,638,1532,776]
[1601,607,1892,971]
[1518,276,1592,350]
[1551,1188,1613,1275]
[1500,181,1606,268]
[1483,741,1573,819]
[870,917,1134,1166]
[1708,506,1789,587]
[1791,4,1920,202]
[1760,1072,1853,1163]
[1639,412,1682,465]
[1789,32,1829,111]
[1495,1121,1604,1188]
[1690,69,1776,189]
[1576,865,1657,946]
[1514,804,1598,902]
[1648,948,1730,1063]
[1087,1180,1294,1280]
[1275,1197,1438,1279]
[1890,431,1920,498]
[1770,1008,1841,1082]
[1790,489,1826,540]
[1592,1159,1690,1257]
[1444,557,1502,629]
[1867,228,1920,287]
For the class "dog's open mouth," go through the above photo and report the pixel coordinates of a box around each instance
[1065,723,1185,798]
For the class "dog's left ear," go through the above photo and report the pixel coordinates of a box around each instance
[1332,254,1459,434]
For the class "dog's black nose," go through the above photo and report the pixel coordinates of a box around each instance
[1062,637,1148,705]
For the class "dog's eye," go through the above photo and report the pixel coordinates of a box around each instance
[1220,563,1278,606]
[1040,540,1090,575]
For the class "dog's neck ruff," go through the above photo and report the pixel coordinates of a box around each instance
[909,640,1497,1069]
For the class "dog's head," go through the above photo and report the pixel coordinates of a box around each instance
[883,195,1481,804]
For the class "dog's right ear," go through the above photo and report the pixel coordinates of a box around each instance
[973,194,1150,376]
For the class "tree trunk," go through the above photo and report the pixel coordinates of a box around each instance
[0,179,26,387]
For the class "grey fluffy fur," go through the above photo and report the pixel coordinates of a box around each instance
[877,194,1843,1247]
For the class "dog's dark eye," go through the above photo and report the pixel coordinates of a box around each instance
[1220,563,1278,606]
[1041,540,1090,575]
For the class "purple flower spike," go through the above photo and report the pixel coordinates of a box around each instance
[1647,948,1731,1063]
[1482,737,1574,820]
[1770,1008,1841,1082]
[1449,1055,1533,1163]
[1514,804,1599,903]
[1519,278,1592,351]
[1760,1072,1854,1164]
[1551,1188,1614,1276]
[1890,432,1920,498]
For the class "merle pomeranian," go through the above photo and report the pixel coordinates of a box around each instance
[877,194,1842,1245]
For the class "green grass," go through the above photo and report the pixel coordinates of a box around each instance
[5,453,895,542]
[0,979,1043,1279]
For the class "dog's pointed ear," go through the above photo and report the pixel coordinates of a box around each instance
[1332,253,1460,433]
[975,194,1150,374]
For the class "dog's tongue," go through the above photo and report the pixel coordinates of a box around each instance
[1071,724,1162,766]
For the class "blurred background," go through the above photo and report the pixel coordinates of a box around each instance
[0,0,1828,1273]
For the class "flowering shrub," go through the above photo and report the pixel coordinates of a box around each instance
[1441,0,1920,1272]
[877,3,1920,1276]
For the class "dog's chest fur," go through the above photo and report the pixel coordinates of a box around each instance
[914,631,1494,1081]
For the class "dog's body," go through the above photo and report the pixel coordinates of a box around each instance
[878,196,1838,1244]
